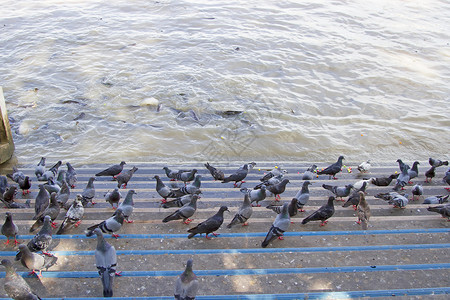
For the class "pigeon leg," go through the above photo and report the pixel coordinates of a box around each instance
[277,236,284,240]
[91,201,97,205]
[51,222,58,228]
[445,188,450,192]
[211,232,220,237]
[170,178,176,181]
[14,238,19,245]
[356,220,361,225]
[298,208,305,212]
[183,218,193,225]
[74,220,82,227]
[42,251,53,257]
[112,233,120,239]
[125,219,134,223]
[320,220,328,226]
[205,234,211,239]
[161,199,168,203]
[115,271,122,276]
[122,184,127,189]
[242,222,249,226]
[28,270,41,278]
[3,239,10,245]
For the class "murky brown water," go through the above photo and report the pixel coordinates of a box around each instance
[1,0,449,164]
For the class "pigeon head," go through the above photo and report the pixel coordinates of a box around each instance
[153,175,160,180]
[219,206,229,213]
[18,244,28,252]
[0,259,13,268]
[338,156,345,160]
[120,161,126,166]
[304,181,311,186]
[5,212,12,218]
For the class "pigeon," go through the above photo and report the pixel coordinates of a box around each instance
[161,193,200,208]
[33,185,50,220]
[2,185,18,204]
[382,192,409,208]
[260,167,287,182]
[7,166,31,195]
[322,183,353,201]
[38,160,62,181]
[85,209,125,238]
[266,198,298,219]
[81,177,96,206]
[370,174,398,186]
[356,192,371,230]
[316,156,345,179]
[65,162,78,188]
[105,187,122,209]
[56,195,85,234]
[154,175,178,202]
[163,166,181,181]
[411,184,424,201]
[116,166,138,188]
[56,179,71,209]
[255,172,286,189]
[227,194,253,228]
[55,170,66,187]
[35,157,46,179]
[163,194,199,224]
[423,195,449,204]
[0,175,8,194]
[15,215,53,259]
[302,165,317,180]
[176,169,198,184]
[302,196,336,226]
[293,181,311,212]
[170,175,202,198]
[424,166,436,183]
[393,164,410,191]
[1,212,19,245]
[1,259,41,300]
[1,192,31,209]
[353,178,374,190]
[222,163,251,188]
[30,192,60,232]
[116,189,136,223]
[43,178,60,194]
[429,157,448,168]
[266,178,290,201]
[261,202,290,248]
[445,168,450,192]
[357,160,371,173]
[241,185,267,207]
[17,244,57,278]
[93,228,119,297]
[187,206,229,239]
[396,159,409,172]
[95,161,126,177]
[174,258,199,300]
[204,162,225,181]
[408,161,420,183]
[427,204,450,220]
[343,182,368,210]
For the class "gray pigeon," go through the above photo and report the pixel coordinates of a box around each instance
[1,186,18,205]
[26,215,53,255]
[227,194,253,228]
[427,204,450,220]
[86,209,125,238]
[116,190,136,223]
[43,178,60,194]
[170,175,202,197]
[266,198,298,219]
[343,182,368,210]
[116,166,138,188]
[1,259,41,300]
[376,192,409,208]
[163,195,199,224]
[105,187,122,209]
[163,166,180,181]
[93,228,118,297]
[262,202,290,248]
[411,184,423,201]
[176,169,198,185]
[393,164,410,191]
[187,206,229,239]
[35,157,46,179]
[204,162,225,181]
[81,177,96,206]
[322,183,353,201]
[55,170,66,187]
[255,173,285,189]
[293,181,311,212]
[222,163,251,188]
[266,178,290,201]
[423,195,449,205]
[407,161,420,183]
[429,157,448,168]
[30,192,60,232]
[56,195,85,234]
[38,160,61,181]
[0,175,8,195]
[260,167,287,182]
[1,212,19,246]
[161,193,200,208]
[33,185,50,220]
[18,244,57,278]
[57,179,71,209]
[240,185,267,207]
[65,162,78,188]
[302,196,336,226]
[154,175,178,202]
[302,165,317,180]
[175,258,199,300]
[356,192,371,230]
[371,174,399,187]
[316,156,345,179]
[7,167,31,195]
[425,166,436,183]
[95,161,126,177]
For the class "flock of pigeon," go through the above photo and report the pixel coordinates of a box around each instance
[1,156,449,299]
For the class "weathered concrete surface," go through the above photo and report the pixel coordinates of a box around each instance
[0,87,14,164]
[0,162,449,298]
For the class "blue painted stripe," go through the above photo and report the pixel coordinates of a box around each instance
[1,243,448,257]
[0,287,448,299]
[2,228,448,240]
[0,263,448,279]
